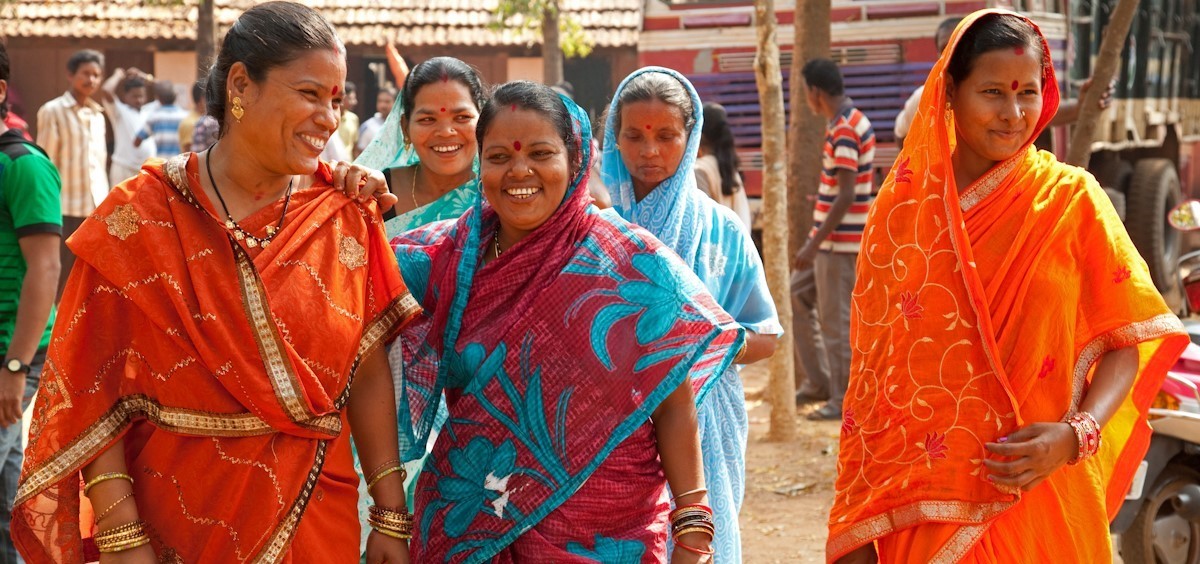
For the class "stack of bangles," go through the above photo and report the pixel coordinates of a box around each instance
[670,504,715,556]
[94,520,150,553]
[366,460,406,492]
[1065,411,1101,464]
[368,505,413,540]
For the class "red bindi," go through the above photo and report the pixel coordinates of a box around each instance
[1014,46,1025,56]
[440,72,450,83]
[440,107,446,113]
[513,141,521,151]
[510,104,517,112]
[1011,80,1019,91]
[331,85,339,96]
[645,124,651,130]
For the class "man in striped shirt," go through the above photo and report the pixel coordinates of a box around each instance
[36,49,108,299]
[794,58,876,421]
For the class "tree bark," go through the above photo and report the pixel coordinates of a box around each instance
[754,0,796,441]
[542,0,564,86]
[196,0,216,77]
[1066,0,1138,166]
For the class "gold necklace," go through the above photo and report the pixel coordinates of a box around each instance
[205,146,292,249]
[410,165,421,210]
[493,228,502,258]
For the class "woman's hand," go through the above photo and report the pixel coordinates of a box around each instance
[330,161,396,211]
[364,530,410,564]
[670,532,713,564]
[983,421,1078,491]
[98,544,156,564]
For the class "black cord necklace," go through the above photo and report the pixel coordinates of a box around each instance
[205,145,293,249]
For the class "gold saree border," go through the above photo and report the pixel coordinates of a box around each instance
[1070,313,1186,410]
[958,151,1022,213]
[826,499,1014,559]
[332,292,421,410]
[930,523,990,563]
[15,395,274,504]
[252,439,329,563]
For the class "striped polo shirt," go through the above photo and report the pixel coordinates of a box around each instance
[811,103,875,254]
[36,92,109,217]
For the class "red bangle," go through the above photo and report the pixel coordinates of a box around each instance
[674,539,715,556]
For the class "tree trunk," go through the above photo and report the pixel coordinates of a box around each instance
[784,0,830,404]
[753,0,796,441]
[196,0,217,77]
[1066,0,1138,166]
[542,0,564,86]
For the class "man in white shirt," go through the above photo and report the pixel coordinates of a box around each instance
[355,86,395,157]
[100,68,155,185]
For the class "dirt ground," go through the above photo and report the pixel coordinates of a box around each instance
[738,363,838,563]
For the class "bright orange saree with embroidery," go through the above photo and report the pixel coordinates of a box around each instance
[13,154,418,562]
[827,10,1188,563]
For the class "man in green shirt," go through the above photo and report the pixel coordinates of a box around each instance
[0,41,61,561]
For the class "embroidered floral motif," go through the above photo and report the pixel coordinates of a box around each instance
[898,291,924,320]
[1037,356,1055,379]
[338,236,367,269]
[1113,265,1132,284]
[894,157,913,184]
[841,408,858,436]
[104,204,141,240]
[922,432,949,461]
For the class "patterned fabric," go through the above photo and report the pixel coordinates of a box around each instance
[602,66,783,563]
[827,10,1189,562]
[392,95,744,563]
[12,154,418,563]
[812,104,875,254]
[35,92,108,217]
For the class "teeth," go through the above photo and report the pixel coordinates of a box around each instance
[505,187,539,198]
[301,135,326,150]
[432,145,462,153]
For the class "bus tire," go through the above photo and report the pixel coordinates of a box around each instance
[1125,158,1182,297]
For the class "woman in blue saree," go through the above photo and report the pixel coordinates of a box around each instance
[603,67,784,563]
[390,81,740,563]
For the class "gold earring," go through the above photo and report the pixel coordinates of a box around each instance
[944,101,952,124]
[231,96,245,123]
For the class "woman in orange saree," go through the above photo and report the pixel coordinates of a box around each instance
[12,3,418,562]
[827,9,1189,563]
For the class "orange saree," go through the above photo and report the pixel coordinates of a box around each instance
[13,154,418,562]
[827,10,1189,563]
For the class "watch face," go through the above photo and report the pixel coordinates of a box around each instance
[5,359,19,373]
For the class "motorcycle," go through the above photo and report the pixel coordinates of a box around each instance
[1111,200,1200,564]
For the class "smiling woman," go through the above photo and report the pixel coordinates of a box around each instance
[388,81,743,563]
[11,2,420,563]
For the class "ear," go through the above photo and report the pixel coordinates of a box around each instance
[945,81,957,104]
[226,62,255,103]
[0,80,8,109]
[399,114,410,141]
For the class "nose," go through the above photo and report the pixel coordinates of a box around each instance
[509,154,533,178]
[999,96,1023,123]
[640,141,659,158]
[315,103,339,131]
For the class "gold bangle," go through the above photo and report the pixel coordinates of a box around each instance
[733,341,747,364]
[95,492,135,523]
[95,519,146,539]
[367,465,406,492]
[97,535,151,553]
[84,472,134,495]
[365,459,402,482]
[370,525,412,540]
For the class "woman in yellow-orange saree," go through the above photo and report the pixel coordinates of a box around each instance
[827,9,1189,563]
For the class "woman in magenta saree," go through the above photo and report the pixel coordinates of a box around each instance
[389,82,741,562]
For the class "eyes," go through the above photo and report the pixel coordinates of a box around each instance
[415,113,477,125]
[980,87,1040,96]
[621,129,682,142]
[297,88,343,111]
[485,149,558,163]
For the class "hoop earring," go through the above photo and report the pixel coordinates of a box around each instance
[231,96,245,123]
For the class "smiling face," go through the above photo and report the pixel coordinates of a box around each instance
[481,107,571,242]
[947,45,1043,181]
[616,98,688,197]
[402,80,479,179]
[233,49,345,175]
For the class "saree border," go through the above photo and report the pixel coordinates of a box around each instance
[333,292,421,410]
[16,394,275,504]
[1070,313,1186,410]
[826,499,1014,559]
[252,439,329,563]
[930,523,990,563]
[958,151,1022,213]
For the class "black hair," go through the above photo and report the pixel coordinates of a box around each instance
[701,102,741,196]
[612,71,696,137]
[191,80,205,105]
[121,75,147,94]
[67,49,104,74]
[0,42,9,119]
[154,80,177,105]
[936,17,963,48]
[947,13,1043,85]
[477,80,581,174]
[801,58,844,97]
[204,1,342,135]
[344,80,356,94]
[401,57,487,117]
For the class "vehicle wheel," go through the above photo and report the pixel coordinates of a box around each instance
[1125,158,1182,298]
[1121,465,1200,564]
[1107,188,1128,222]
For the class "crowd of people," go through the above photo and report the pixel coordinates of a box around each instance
[0,1,1184,562]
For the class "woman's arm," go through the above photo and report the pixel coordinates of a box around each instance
[83,443,155,563]
[652,381,713,564]
[348,347,410,564]
[984,346,1139,491]
[737,330,777,365]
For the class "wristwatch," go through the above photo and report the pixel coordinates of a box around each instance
[4,358,31,375]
